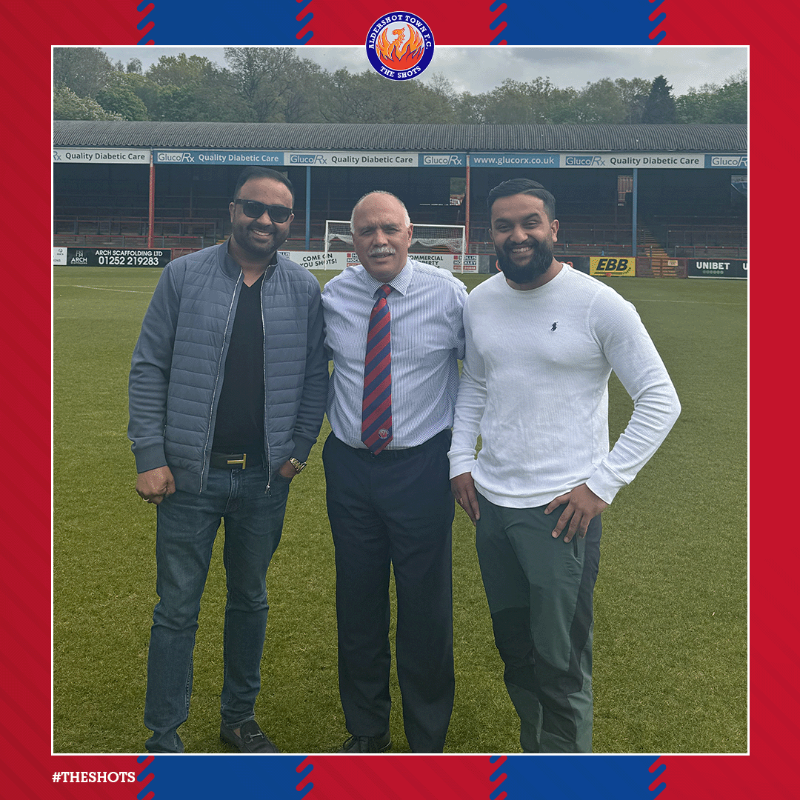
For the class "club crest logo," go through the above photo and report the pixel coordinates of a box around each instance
[378,429,391,439]
[366,12,434,81]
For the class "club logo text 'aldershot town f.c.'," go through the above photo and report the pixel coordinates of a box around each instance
[366,12,434,81]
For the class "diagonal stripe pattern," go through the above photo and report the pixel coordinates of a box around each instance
[362,284,393,453]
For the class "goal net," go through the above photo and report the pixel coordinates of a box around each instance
[324,220,466,269]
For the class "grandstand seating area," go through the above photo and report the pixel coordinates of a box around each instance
[53,215,223,259]
[465,208,746,259]
[53,209,747,263]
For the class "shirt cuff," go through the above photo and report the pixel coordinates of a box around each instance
[448,450,477,481]
[133,443,168,474]
[585,464,624,505]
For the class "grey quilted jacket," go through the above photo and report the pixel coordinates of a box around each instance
[128,242,328,493]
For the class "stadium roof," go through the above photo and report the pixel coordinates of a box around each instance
[53,121,747,153]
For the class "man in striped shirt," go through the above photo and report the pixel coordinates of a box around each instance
[321,191,467,753]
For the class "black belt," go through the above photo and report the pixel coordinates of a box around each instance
[209,451,263,470]
[338,428,451,460]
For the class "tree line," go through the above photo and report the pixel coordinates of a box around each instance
[53,48,747,126]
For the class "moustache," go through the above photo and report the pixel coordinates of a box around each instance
[248,222,275,234]
[503,238,538,254]
[369,246,396,257]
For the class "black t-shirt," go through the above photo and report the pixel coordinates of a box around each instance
[211,273,265,453]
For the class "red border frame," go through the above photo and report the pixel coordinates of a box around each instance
[21,1,770,796]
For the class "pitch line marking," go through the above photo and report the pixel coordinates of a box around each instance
[55,284,153,294]
[633,298,745,306]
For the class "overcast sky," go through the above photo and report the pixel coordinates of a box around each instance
[99,45,747,97]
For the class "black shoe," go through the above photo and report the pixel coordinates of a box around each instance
[339,729,391,753]
[220,720,280,753]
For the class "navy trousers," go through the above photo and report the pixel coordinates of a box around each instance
[322,430,455,753]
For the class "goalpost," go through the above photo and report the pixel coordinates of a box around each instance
[324,220,467,271]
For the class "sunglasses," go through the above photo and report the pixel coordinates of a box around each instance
[234,199,293,223]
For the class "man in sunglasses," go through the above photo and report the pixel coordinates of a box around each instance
[129,166,328,753]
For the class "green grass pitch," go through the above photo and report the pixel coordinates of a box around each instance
[53,267,746,754]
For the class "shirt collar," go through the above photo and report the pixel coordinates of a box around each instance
[360,258,413,297]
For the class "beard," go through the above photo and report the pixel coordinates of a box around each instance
[494,235,554,284]
[233,221,288,261]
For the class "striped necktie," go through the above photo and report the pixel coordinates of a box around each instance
[361,284,393,454]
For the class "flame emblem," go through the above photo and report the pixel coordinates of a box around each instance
[365,13,434,81]
[375,24,425,71]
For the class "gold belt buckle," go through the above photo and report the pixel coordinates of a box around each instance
[226,454,246,469]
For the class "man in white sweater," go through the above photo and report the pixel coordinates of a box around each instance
[449,178,680,753]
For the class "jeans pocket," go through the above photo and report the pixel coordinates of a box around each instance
[269,471,293,493]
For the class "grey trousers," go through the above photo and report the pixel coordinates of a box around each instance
[475,493,601,753]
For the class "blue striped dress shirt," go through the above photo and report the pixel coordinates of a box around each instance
[322,259,467,449]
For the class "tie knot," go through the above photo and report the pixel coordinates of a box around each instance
[379,284,392,298]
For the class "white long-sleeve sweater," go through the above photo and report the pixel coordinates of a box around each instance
[447,265,681,508]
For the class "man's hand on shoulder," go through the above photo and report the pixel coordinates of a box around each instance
[136,466,176,505]
[545,483,608,543]
[451,472,480,525]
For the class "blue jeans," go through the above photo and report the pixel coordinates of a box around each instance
[144,465,291,753]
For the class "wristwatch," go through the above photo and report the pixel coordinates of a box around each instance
[288,457,307,474]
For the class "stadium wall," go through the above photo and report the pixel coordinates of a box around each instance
[53,133,747,269]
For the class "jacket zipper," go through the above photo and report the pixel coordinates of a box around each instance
[261,282,272,492]
[200,273,242,493]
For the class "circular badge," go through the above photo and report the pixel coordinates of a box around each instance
[378,429,391,439]
[366,12,434,81]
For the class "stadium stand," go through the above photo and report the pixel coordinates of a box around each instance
[53,121,747,266]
